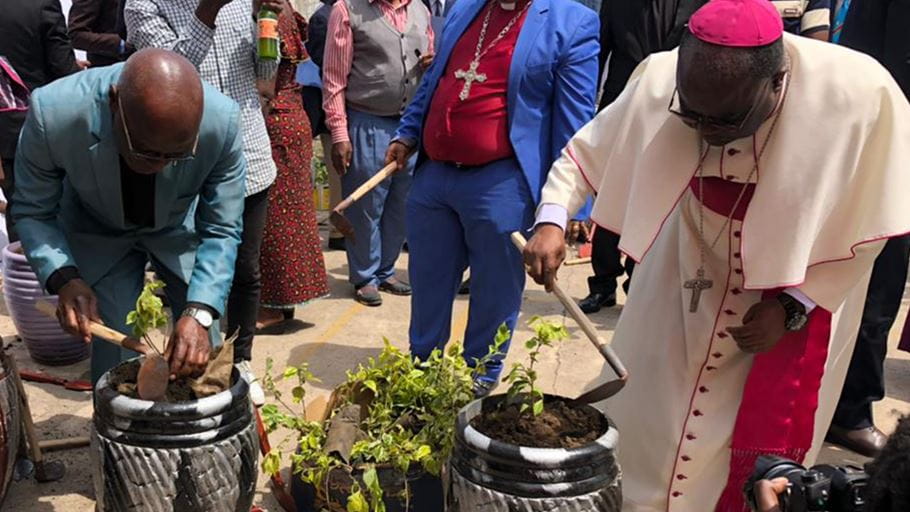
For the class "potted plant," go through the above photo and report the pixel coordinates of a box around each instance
[90,280,258,512]
[448,318,622,511]
[262,339,491,512]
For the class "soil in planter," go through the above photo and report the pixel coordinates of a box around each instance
[471,398,608,449]
[107,342,235,402]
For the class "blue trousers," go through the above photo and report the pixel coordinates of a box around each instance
[342,110,414,288]
[407,159,535,381]
[91,249,221,384]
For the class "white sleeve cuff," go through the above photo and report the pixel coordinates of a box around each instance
[784,288,817,313]
[534,204,568,231]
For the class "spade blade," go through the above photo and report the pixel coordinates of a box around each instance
[137,354,169,401]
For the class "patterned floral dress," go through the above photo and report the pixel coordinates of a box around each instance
[259,8,329,309]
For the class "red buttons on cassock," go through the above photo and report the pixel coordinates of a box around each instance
[686,433,697,440]
[734,231,741,238]
[681,455,692,462]
[676,474,688,480]
[734,252,741,258]
[724,309,736,315]
[732,288,742,295]
[693,410,703,417]
[706,366,717,371]
[712,352,723,358]
[699,386,709,393]
[734,269,743,274]
[717,332,728,338]
[672,491,683,498]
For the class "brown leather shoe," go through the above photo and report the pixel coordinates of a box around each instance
[825,425,888,458]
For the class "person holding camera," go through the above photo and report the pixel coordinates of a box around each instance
[750,415,910,511]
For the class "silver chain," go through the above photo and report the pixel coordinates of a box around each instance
[471,1,533,65]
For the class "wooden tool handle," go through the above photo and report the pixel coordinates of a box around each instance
[35,300,147,354]
[511,232,628,380]
[334,162,398,213]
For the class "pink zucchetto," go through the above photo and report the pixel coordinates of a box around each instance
[689,0,784,47]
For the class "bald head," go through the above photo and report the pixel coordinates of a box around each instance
[112,49,204,173]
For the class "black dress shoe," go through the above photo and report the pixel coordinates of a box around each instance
[578,292,617,314]
[328,237,346,251]
[379,278,412,296]
[355,285,383,307]
[825,425,888,458]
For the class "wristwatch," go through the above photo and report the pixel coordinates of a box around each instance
[182,306,214,330]
[776,292,809,332]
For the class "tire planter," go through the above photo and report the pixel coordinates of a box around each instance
[91,358,259,512]
[290,462,444,512]
[0,356,20,507]
[2,242,87,365]
[448,394,622,512]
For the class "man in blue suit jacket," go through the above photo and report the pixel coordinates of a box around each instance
[386,0,599,396]
[12,49,245,383]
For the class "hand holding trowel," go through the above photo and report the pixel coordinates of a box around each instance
[35,300,170,401]
[511,232,629,403]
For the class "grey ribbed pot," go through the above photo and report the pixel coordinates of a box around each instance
[448,395,622,512]
[2,242,87,365]
[91,359,259,512]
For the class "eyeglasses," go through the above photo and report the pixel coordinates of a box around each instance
[667,87,760,132]
[117,95,199,162]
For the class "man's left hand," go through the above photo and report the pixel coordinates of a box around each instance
[164,316,212,379]
[726,299,787,353]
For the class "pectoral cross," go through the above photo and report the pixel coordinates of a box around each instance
[684,268,713,313]
[454,61,487,101]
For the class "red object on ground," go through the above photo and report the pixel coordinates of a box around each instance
[577,242,593,258]
[18,369,92,392]
[255,408,296,512]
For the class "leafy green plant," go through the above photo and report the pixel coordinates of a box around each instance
[125,279,167,356]
[313,157,329,186]
[503,317,569,416]
[261,339,503,512]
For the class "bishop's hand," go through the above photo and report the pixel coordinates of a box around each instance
[726,299,787,353]
[523,224,566,293]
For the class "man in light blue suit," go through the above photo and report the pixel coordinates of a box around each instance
[12,49,245,383]
[386,0,599,396]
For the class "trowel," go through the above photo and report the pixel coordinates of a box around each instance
[329,160,400,241]
[35,300,169,401]
[511,232,629,404]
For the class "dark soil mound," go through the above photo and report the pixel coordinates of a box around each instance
[471,397,607,449]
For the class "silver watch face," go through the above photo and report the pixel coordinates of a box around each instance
[786,314,808,332]
[188,308,213,328]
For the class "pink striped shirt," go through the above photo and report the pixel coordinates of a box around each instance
[323,0,434,143]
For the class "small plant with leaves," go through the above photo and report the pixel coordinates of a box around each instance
[261,340,497,512]
[125,279,167,356]
[503,317,569,416]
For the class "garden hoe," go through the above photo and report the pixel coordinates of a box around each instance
[511,232,629,404]
[329,160,400,241]
[35,300,169,401]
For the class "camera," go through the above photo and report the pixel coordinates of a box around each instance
[744,455,869,512]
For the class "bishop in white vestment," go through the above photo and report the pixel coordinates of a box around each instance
[523,0,910,510]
